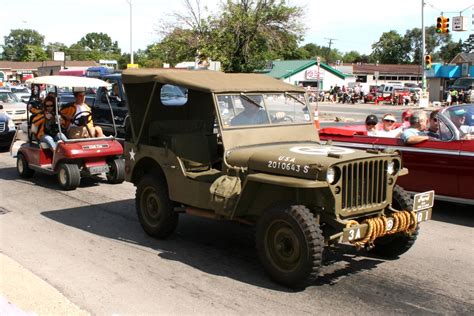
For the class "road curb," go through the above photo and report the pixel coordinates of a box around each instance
[0,253,89,316]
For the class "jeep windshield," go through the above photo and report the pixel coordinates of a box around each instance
[217,93,311,128]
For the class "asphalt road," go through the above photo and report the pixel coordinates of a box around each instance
[0,149,473,315]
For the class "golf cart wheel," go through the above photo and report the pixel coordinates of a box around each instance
[370,185,419,258]
[17,153,35,178]
[136,175,178,238]
[106,158,125,184]
[256,205,324,288]
[57,163,81,190]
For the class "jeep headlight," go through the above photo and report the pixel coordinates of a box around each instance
[7,118,15,130]
[326,167,336,184]
[387,161,395,175]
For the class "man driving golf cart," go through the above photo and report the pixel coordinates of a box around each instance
[60,86,104,138]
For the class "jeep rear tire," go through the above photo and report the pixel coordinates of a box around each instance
[136,175,178,238]
[256,205,324,288]
[17,153,35,178]
[370,185,419,258]
[57,163,81,190]
[106,158,125,184]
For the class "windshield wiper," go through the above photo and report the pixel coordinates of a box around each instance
[285,92,306,106]
[240,93,262,108]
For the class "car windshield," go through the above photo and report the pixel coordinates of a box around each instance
[11,87,29,93]
[0,91,21,103]
[217,93,311,128]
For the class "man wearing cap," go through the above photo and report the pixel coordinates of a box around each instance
[450,108,473,139]
[60,87,104,138]
[401,110,431,144]
[365,114,378,136]
[377,113,402,137]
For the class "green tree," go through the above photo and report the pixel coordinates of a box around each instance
[212,0,304,72]
[155,0,305,72]
[371,30,410,64]
[438,40,462,62]
[2,29,45,61]
[69,32,121,61]
[21,45,48,61]
[461,34,474,53]
[403,26,454,63]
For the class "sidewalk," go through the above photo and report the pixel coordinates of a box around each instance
[0,253,88,316]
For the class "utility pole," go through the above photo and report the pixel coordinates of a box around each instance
[324,37,337,64]
[126,0,133,65]
[421,0,426,92]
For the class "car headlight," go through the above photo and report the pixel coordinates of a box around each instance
[7,118,15,130]
[326,167,336,184]
[387,161,395,175]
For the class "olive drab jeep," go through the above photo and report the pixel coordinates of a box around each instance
[122,69,434,288]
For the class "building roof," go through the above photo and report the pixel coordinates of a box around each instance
[449,53,474,64]
[122,69,305,93]
[353,64,423,75]
[0,60,98,71]
[262,60,351,79]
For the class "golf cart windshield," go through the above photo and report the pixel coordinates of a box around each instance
[217,93,311,128]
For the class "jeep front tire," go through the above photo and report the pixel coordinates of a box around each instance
[136,175,178,238]
[256,205,324,288]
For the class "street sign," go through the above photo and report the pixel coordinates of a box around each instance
[452,16,468,31]
[53,52,65,61]
[316,56,321,65]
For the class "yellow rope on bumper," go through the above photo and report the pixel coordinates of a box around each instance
[345,210,417,249]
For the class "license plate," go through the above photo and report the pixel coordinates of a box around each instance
[88,165,109,174]
[414,208,432,223]
[413,190,435,211]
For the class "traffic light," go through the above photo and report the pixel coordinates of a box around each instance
[425,55,432,69]
[436,16,449,33]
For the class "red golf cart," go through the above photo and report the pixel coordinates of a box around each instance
[11,76,125,190]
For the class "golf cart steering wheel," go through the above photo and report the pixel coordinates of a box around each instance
[73,110,92,126]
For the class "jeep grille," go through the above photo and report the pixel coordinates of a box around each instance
[0,122,5,133]
[341,160,388,210]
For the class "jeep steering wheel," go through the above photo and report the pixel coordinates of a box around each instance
[73,110,92,126]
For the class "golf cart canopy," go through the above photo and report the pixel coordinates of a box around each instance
[26,75,111,88]
[122,69,305,93]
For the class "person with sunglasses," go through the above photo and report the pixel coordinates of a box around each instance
[426,110,440,139]
[31,95,60,151]
[377,113,402,138]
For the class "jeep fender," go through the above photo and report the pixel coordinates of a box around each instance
[231,173,328,218]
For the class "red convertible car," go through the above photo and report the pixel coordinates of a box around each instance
[319,105,474,205]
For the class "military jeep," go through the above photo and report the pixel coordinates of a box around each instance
[123,69,433,288]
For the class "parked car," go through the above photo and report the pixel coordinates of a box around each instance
[0,107,16,148]
[0,88,27,124]
[123,69,433,288]
[319,104,474,205]
[10,86,31,103]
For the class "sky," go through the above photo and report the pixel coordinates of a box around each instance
[0,0,473,57]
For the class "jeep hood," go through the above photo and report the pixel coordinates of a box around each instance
[226,142,394,180]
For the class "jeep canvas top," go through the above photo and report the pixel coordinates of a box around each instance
[122,69,433,288]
